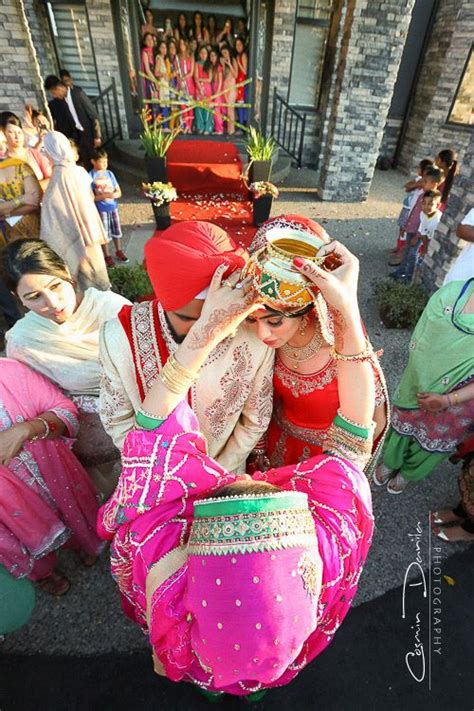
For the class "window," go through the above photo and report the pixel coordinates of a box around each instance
[46,1,100,97]
[447,44,474,128]
[288,0,333,107]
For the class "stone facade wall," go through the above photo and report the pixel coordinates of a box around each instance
[0,0,48,113]
[419,134,474,290]
[379,117,402,162]
[317,0,416,202]
[23,0,57,79]
[398,0,473,176]
[86,0,128,136]
[0,0,128,137]
[397,0,474,289]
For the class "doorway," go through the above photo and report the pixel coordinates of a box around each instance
[112,0,274,137]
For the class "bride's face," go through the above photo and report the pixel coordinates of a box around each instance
[246,308,303,349]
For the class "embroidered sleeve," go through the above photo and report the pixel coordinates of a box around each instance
[99,321,135,450]
[49,406,80,437]
[216,346,275,473]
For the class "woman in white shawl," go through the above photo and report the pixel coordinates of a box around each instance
[40,131,110,291]
[2,239,130,496]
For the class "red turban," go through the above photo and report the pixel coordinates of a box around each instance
[144,221,247,311]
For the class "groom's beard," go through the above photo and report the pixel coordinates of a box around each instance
[164,313,186,344]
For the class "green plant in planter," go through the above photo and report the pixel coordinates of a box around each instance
[109,264,153,303]
[374,279,429,329]
[246,126,276,161]
[139,109,180,157]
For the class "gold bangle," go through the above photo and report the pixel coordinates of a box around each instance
[452,392,460,406]
[159,354,196,395]
[330,340,374,362]
[30,416,50,441]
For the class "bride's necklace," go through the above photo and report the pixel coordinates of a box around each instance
[280,329,323,370]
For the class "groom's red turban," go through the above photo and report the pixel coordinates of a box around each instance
[144,221,247,311]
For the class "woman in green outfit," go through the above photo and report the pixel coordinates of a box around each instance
[375,278,474,494]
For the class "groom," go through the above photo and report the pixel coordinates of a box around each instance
[99,221,274,473]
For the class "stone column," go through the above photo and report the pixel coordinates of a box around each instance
[317,0,416,202]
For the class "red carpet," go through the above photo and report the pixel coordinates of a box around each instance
[167,140,245,195]
[164,139,256,249]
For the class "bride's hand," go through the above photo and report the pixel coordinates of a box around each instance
[293,241,359,315]
[188,264,261,350]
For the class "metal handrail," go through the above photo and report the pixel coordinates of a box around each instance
[92,78,123,145]
[271,88,307,167]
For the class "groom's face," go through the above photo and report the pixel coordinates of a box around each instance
[165,299,205,342]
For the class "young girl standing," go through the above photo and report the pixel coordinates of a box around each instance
[141,33,156,120]
[194,46,213,135]
[189,11,209,47]
[436,148,459,211]
[177,38,195,133]
[221,44,237,135]
[235,37,248,129]
[210,48,224,135]
[167,38,181,130]
[154,41,171,128]
[174,13,188,42]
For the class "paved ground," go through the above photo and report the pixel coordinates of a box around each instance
[1,168,472,707]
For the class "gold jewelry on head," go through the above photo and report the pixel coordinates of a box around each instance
[242,228,327,310]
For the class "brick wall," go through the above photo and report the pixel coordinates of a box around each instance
[0,0,48,113]
[379,117,402,162]
[398,0,474,289]
[398,0,473,175]
[317,0,416,202]
[86,0,128,135]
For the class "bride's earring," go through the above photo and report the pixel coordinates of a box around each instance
[299,316,308,336]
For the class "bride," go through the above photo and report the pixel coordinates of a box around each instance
[246,214,388,471]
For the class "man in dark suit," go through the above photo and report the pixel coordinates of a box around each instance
[44,74,102,168]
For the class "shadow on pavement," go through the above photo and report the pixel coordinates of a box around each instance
[2,545,472,711]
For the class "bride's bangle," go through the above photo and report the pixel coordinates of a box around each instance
[330,340,374,362]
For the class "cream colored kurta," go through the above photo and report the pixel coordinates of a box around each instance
[99,301,274,473]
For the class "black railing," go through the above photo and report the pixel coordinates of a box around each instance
[92,78,123,145]
[271,89,307,167]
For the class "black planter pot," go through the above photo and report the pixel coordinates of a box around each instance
[249,159,272,183]
[145,156,167,183]
[152,203,171,230]
[252,195,273,227]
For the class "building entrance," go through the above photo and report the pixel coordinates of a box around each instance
[112,0,274,137]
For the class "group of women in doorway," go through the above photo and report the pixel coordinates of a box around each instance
[140,11,249,135]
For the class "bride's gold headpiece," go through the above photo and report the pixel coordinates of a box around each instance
[242,228,327,309]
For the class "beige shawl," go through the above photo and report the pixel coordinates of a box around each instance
[40,131,110,291]
[6,287,130,396]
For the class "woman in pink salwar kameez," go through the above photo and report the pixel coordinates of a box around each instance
[0,359,101,595]
[177,38,195,134]
[210,48,225,135]
[99,241,376,699]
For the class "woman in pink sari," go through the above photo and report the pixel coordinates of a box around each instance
[0,359,101,596]
[99,242,375,699]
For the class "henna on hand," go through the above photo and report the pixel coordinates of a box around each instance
[188,291,257,350]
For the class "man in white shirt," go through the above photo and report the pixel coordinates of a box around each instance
[444,208,474,284]
[44,74,101,167]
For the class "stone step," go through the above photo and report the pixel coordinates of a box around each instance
[109,140,291,188]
